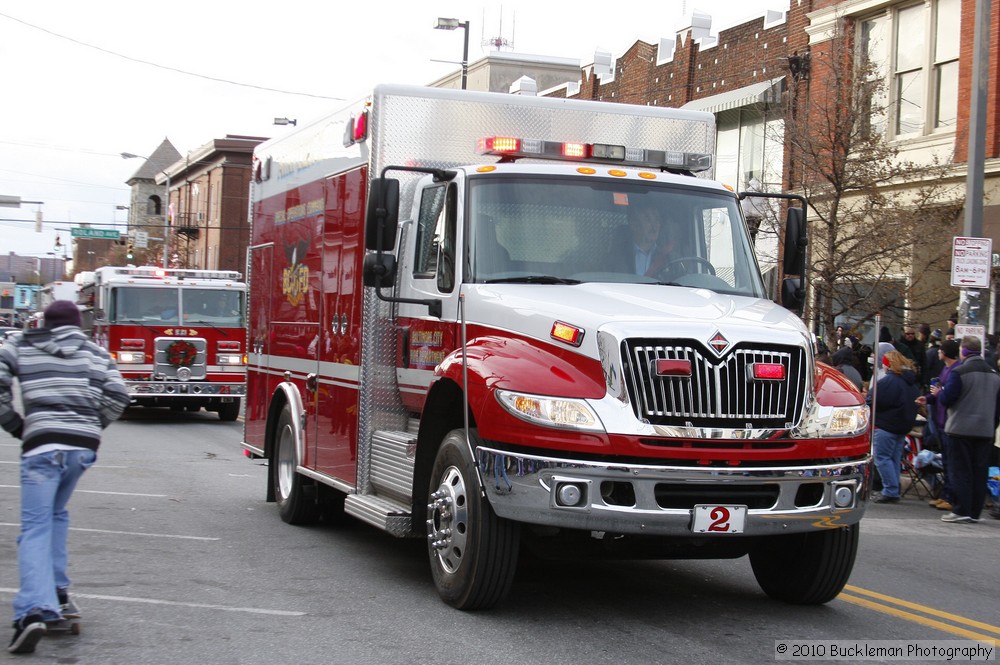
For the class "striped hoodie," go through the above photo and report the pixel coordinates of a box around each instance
[0,326,129,454]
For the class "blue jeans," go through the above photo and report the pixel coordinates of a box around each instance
[872,428,905,498]
[14,449,96,621]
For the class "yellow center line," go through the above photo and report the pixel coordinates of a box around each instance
[838,585,1000,643]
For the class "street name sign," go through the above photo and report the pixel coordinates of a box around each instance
[951,236,992,288]
[71,227,122,240]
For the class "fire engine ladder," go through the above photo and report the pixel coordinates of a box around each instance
[344,424,417,537]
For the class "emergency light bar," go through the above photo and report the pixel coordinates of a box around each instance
[476,136,713,173]
[107,267,243,281]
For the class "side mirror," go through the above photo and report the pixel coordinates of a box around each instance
[782,206,807,276]
[365,178,400,251]
[362,253,397,288]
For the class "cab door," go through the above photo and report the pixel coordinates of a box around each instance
[394,179,463,412]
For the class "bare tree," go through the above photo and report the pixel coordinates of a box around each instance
[779,28,963,339]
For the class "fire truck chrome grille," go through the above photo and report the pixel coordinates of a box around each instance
[620,339,807,429]
[154,337,208,380]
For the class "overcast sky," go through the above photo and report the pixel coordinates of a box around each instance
[0,0,787,260]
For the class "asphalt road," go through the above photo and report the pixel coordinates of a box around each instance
[1,409,997,664]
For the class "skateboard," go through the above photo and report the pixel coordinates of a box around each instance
[45,617,81,636]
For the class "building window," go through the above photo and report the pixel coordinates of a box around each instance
[148,195,162,216]
[860,0,959,139]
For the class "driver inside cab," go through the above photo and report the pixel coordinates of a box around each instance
[611,203,682,278]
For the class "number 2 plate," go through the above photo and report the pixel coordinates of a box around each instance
[691,505,747,534]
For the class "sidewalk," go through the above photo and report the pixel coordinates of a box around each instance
[864,476,1000,532]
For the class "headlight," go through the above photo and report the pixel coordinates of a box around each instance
[116,351,145,364]
[217,354,245,365]
[826,406,870,436]
[793,404,870,438]
[495,389,604,432]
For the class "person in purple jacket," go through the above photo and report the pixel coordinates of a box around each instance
[917,339,960,511]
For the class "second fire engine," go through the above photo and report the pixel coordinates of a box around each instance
[80,266,247,420]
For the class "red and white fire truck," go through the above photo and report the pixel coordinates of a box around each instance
[243,84,871,609]
[80,266,246,420]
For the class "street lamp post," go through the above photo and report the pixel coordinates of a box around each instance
[121,152,171,267]
[435,17,469,90]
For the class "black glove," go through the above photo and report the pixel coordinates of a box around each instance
[10,424,22,440]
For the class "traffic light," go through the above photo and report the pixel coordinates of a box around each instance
[126,244,134,260]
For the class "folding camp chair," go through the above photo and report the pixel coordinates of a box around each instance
[900,430,942,500]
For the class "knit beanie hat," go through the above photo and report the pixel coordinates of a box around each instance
[44,300,82,329]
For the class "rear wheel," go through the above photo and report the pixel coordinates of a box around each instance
[272,404,319,525]
[749,523,859,604]
[426,429,519,610]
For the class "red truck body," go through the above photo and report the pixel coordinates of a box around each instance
[243,85,871,609]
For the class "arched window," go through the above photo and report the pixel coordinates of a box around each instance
[148,195,162,216]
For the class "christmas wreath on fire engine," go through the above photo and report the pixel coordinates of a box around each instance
[166,340,197,367]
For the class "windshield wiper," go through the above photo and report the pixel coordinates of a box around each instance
[483,275,582,285]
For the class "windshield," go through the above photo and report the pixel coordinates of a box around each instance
[467,175,766,297]
[110,287,245,326]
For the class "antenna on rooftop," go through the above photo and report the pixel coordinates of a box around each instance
[482,6,514,51]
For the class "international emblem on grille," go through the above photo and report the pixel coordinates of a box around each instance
[708,331,730,356]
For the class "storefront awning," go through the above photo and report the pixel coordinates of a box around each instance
[681,77,785,114]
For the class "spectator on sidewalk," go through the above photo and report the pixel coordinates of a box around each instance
[937,336,1000,524]
[917,339,960,511]
[900,325,926,383]
[867,350,921,503]
[832,346,863,391]
[924,329,945,387]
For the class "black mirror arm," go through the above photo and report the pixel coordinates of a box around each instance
[370,178,442,319]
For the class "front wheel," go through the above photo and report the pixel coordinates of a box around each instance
[426,429,520,610]
[272,404,319,525]
[217,399,240,422]
[749,524,859,604]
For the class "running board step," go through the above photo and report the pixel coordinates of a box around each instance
[370,429,416,500]
[344,494,414,537]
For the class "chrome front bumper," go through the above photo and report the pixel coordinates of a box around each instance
[127,380,245,399]
[477,446,869,537]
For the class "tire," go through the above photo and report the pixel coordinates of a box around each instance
[217,400,240,422]
[272,404,319,525]
[749,523,859,604]
[426,429,520,610]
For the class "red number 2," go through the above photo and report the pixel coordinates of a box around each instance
[707,507,731,532]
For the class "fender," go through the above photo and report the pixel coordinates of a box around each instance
[814,362,865,407]
[435,334,610,449]
[272,380,307,468]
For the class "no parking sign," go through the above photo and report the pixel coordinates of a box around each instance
[951,236,992,288]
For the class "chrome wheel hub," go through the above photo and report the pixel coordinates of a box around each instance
[427,466,469,574]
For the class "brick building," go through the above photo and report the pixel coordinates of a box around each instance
[124,136,262,273]
[158,135,263,273]
[539,1,999,336]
